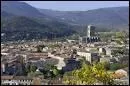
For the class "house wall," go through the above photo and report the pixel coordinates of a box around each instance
[77,52,92,63]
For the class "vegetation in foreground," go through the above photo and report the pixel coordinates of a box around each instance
[63,62,117,85]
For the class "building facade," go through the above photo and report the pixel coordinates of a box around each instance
[87,25,96,37]
[77,52,100,63]
[79,25,100,44]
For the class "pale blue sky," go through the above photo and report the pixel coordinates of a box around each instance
[23,1,129,11]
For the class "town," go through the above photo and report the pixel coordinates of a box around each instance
[1,25,129,85]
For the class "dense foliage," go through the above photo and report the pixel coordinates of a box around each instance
[63,62,114,85]
[1,16,75,42]
[101,62,128,71]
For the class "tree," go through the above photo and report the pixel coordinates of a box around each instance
[50,65,61,78]
[115,40,122,45]
[28,70,44,78]
[25,63,31,74]
[63,63,96,85]
[92,63,114,85]
[30,65,37,72]
[52,68,59,77]
[109,63,127,71]
[46,71,53,79]
[63,62,114,85]
[102,62,110,70]
[115,32,126,44]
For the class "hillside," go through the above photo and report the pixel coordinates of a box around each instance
[1,1,45,18]
[1,1,76,41]
[1,1,129,42]
[38,7,129,29]
[1,15,75,41]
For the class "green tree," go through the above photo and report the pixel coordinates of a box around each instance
[28,70,44,78]
[92,63,114,85]
[63,62,114,85]
[102,62,110,70]
[115,32,126,44]
[109,63,126,70]
[30,65,37,72]
[50,65,61,78]
[63,63,96,85]
[25,64,31,73]
[116,40,122,45]
[52,68,59,77]
[46,71,53,79]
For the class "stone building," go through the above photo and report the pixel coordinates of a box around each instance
[77,51,100,63]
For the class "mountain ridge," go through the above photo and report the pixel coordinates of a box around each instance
[38,6,129,29]
[1,1,129,42]
[1,1,76,41]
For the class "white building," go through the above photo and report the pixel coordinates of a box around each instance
[100,56,111,63]
[48,53,66,70]
[77,51,99,63]
[87,25,96,37]
[66,39,76,43]
[79,37,83,44]
[98,47,106,55]
[105,48,111,55]
[42,47,48,52]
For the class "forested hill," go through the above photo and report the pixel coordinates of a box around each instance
[1,1,76,41]
[1,1,129,42]
[38,7,129,30]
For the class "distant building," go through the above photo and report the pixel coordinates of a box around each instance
[77,51,100,63]
[48,54,66,70]
[100,56,111,63]
[98,47,106,55]
[87,25,96,37]
[66,39,76,43]
[86,25,100,43]
[79,25,100,44]
[105,48,111,56]
[1,62,8,75]
[1,63,6,73]
[79,37,83,44]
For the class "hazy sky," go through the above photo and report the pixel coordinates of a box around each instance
[23,1,129,11]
